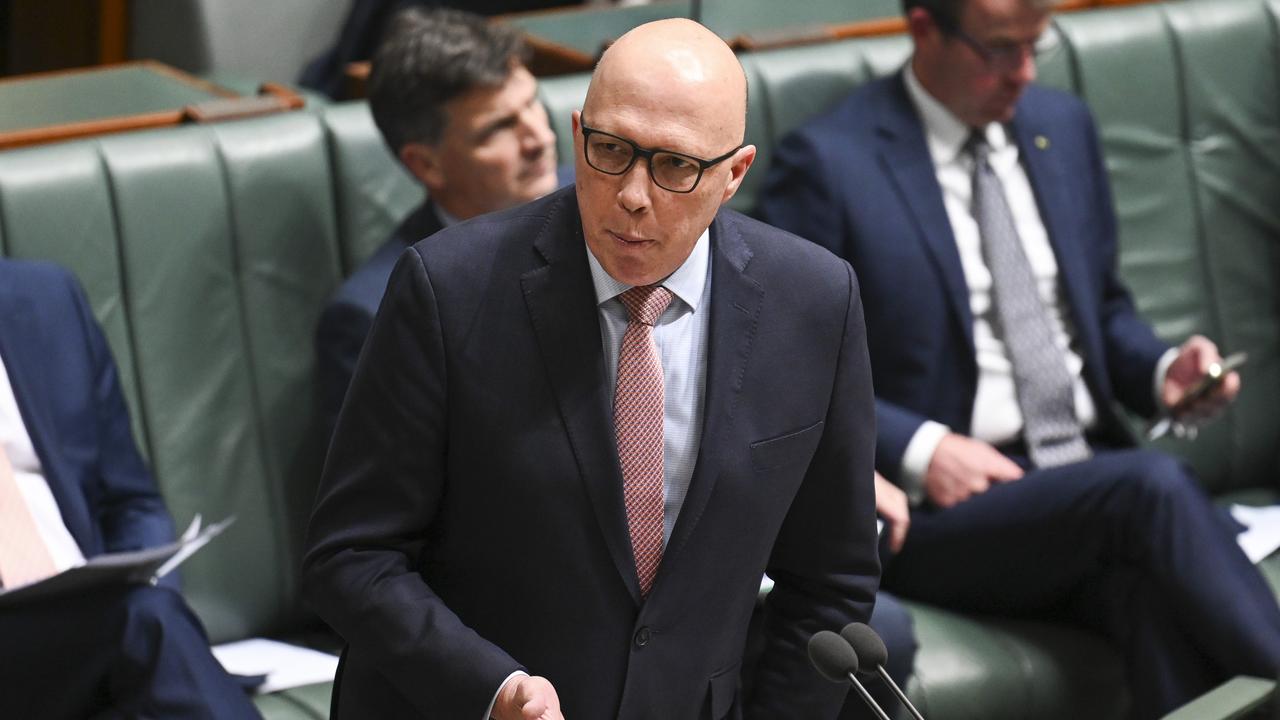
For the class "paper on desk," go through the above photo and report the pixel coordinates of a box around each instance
[1230,504,1280,564]
[211,638,339,695]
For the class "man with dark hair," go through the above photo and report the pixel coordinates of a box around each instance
[317,6,566,436]
[0,259,260,720]
[305,18,879,720]
[759,0,1280,716]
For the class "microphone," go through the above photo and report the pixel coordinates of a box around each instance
[807,630,892,720]
[841,622,926,720]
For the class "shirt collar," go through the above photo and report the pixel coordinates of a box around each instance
[585,227,710,313]
[903,63,1011,165]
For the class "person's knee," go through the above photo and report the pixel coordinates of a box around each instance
[1123,451,1202,507]
[869,596,918,684]
[118,585,204,650]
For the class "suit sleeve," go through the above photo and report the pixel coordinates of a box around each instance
[62,270,175,559]
[314,300,373,446]
[302,248,521,718]
[746,261,880,720]
[756,129,848,259]
[1079,107,1169,417]
[758,129,933,479]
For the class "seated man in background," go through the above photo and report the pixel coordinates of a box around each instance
[758,0,1280,716]
[0,259,259,720]
[316,6,568,435]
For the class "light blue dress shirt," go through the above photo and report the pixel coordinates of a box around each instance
[586,229,712,544]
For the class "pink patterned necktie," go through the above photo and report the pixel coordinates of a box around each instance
[614,284,673,597]
[0,444,57,589]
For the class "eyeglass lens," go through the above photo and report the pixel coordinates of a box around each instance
[585,133,703,192]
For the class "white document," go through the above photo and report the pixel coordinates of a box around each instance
[211,638,340,694]
[0,515,234,608]
[1230,504,1280,564]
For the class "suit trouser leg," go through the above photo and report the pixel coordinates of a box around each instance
[881,448,1280,718]
[837,592,918,720]
[0,584,261,720]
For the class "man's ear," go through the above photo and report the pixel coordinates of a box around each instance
[400,142,445,192]
[906,6,937,45]
[720,145,757,204]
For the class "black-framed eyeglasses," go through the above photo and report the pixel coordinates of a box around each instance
[947,22,1061,74]
[580,120,742,193]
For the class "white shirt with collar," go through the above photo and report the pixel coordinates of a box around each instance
[898,66,1174,496]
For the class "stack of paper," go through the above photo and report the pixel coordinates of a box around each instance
[211,638,340,694]
[1230,504,1280,564]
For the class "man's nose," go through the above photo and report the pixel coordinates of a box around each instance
[519,107,554,153]
[1009,48,1037,85]
[617,158,652,213]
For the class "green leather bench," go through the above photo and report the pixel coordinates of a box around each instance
[0,104,417,719]
[0,0,1275,716]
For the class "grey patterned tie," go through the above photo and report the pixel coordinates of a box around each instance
[969,132,1091,468]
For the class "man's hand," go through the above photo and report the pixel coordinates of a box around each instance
[925,433,1024,509]
[493,675,564,720]
[874,472,910,553]
[1161,335,1240,424]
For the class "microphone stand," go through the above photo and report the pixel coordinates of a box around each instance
[847,671,891,720]
[874,665,925,720]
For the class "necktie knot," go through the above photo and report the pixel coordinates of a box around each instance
[966,130,991,165]
[619,285,673,327]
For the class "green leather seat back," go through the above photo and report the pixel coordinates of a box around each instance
[0,143,147,446]
[1060,0,1280,493]
[539,72,591,192]
[0,113,346,643]
[318,102,422,275]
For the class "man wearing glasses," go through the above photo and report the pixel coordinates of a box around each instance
[759,0,1280,716]
[305,17,878,720]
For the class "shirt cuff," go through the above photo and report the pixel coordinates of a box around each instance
[899,420,951,506]
[1153,346,1180,413]
[486,670,529,720]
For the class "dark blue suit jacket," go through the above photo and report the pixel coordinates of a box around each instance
[316,167,576,439]
[0,260,174,566]
[303,186,880,719]
[758,74,1169,480]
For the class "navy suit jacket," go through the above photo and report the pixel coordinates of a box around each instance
[303,186,879,719]
[0,260,174,567]
[758,73,1169,480]
[316,167,575,439]
[315,200,444,438]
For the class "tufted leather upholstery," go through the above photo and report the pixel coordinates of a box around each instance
[0,0,1275,716]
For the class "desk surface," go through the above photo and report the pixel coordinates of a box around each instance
[502,0,691,55]
[501,0,901,57]
[0,63,230,134]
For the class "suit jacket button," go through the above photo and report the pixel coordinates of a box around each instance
[634,627,651,648]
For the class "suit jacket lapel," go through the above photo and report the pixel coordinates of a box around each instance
[0,284,88,552]
[1013,112,1095,340]
[878,75,975,353]
[664,213,763,566]
[519,198,642,604]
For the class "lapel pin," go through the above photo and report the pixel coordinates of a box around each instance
[1035,135,1050,150]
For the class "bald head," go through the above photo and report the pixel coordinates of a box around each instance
[585,19,748,147]
[571,18,756,287]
